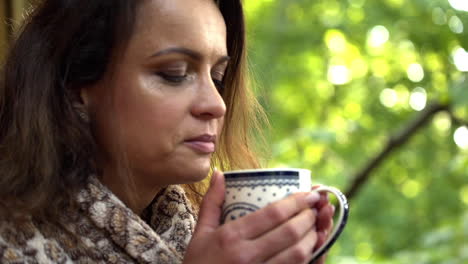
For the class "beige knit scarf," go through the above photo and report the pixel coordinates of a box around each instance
[0,176,198,263]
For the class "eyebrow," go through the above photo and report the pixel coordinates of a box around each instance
[151,47,231,65]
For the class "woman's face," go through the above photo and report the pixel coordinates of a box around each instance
[83,0,228,187]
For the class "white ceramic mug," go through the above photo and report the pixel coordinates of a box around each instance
[221,168,349,263]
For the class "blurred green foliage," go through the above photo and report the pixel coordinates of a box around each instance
[244,0,468,263]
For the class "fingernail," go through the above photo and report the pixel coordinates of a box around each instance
[306,192,320,206]
[331,205,336,214]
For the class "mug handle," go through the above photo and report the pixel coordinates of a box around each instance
[309,186,349,263]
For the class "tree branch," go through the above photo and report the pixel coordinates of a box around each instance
[344,102,450,200]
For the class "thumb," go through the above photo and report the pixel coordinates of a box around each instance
[195,170,226,234]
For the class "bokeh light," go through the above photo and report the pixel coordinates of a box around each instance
[449,0,468,12]
[406,63,424,82]
[409,87,427,111]
[367,25,389,48]
[328,65,351,85]
[433,112,452,133]
[325,30,347,53]
[452,47,468,72]
[320,2,343,27]
[402,179,422,198]
[448,15,464,34]
[453,126,468,149]
[380,88,398,108]
[432,7,447,25]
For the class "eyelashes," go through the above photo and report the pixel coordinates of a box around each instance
[157,72,225,91]
[158,72,188,84]
[212,79,225,92]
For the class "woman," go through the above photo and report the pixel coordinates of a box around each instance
[0,0,335,263]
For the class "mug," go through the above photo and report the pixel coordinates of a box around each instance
[221,168,349,263]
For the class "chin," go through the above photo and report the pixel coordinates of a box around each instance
[174,160,212,184]
[187,166,211,183]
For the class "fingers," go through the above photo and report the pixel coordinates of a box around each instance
[231,191,321,240]
[315,203,335,250]
[252,208,318,261]
[194,171,225,234]
[315,227,328,250]
[266,228,318,264]
[311,188,335,252]
[317,203,334,231]
[314,189,329,210]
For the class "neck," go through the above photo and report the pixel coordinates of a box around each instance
[99,166,162,216]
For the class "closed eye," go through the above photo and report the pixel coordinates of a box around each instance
[158,72,189,84]
[211,68,226,92]
[213,79,225,92]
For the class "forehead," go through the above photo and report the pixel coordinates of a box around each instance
[130,0,227,57]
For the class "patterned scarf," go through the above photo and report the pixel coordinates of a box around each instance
[0,176,198,263]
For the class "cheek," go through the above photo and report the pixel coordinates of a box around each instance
[117,101,180,152]
[115,88,191,161]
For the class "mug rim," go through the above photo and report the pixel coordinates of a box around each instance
[223,168,311,175]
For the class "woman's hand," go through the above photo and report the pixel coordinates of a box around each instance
[183,171,322,264]
[310,185,336,264]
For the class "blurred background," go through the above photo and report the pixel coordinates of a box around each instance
[243,0,467,263]
[1,0,467,263]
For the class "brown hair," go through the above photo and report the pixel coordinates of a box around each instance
[0,0,266,219]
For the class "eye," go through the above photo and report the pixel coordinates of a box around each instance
[213,79,225,92]
[211,69,226,92]
[155,61,190,84]
[158,72,188,84]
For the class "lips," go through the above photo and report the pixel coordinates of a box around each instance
[184,134,216,154]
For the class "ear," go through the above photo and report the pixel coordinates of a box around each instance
[72,87,92,123]
[80,87,91,107]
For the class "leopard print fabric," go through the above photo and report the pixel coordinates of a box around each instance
[0,176,197,263]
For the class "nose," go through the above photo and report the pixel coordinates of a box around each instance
[191,77,226,120]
